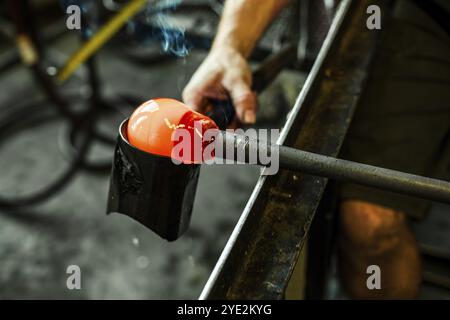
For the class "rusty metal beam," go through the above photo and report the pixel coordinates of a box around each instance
[200,0,390,299]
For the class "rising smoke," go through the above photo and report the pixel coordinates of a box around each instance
[146,0,190,57]
[60,0,191,57]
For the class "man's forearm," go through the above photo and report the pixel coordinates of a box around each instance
[212,0,291,58]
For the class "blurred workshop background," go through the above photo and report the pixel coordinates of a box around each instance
[0,0,449,299]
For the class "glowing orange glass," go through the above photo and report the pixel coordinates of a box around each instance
[127,98,218,163]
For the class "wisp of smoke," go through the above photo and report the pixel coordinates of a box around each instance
[148,0,190,57]
[154,13,190,57]
[60,0,191,57]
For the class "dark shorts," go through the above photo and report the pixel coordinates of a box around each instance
[339,0,450,219]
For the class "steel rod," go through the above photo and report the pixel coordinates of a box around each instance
[221,131,450,204]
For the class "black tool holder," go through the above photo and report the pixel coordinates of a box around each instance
[107,119,200,241]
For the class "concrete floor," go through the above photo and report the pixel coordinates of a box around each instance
[1,32,449,299]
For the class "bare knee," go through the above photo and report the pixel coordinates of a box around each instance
[339,200,407,256]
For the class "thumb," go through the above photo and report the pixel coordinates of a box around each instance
[227,80,258,125]
[182,85,207,113]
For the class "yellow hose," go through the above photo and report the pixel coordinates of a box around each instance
[57,0,149,83]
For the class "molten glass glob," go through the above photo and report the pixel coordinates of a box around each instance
[127,98,218,164]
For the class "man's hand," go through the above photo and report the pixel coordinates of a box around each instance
[182,0,291,126]
[183,47,257,125]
